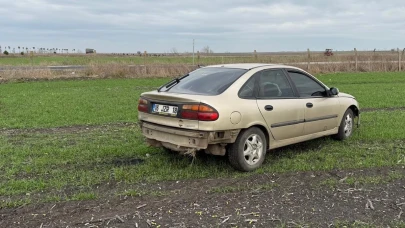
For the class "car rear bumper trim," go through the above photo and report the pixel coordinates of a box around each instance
[141,122,209,150]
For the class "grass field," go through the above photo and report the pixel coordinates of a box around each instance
[1,54,404,80]
[1,72,405,208]
[1,55,199,66]
[0,52,402,66]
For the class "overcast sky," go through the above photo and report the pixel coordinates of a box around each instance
[1,0,404,53]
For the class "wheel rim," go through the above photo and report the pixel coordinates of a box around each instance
[243,134,263,166]
[344,113,353,137]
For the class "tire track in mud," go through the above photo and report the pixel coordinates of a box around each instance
[0,122,138,136]
[361,107,405,112]
[330,80,405,85]
[1,167,405,227]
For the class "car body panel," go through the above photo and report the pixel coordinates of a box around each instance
[270,128,338,149]
[256,99,305,140]
[138,63,360,154]
[338,92,355,99]
[302,97,340,135]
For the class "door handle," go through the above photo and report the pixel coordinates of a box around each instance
[264,105,273,111]
[306,103,313,108]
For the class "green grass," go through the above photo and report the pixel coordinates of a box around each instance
[0,55,177,66]
[338,83,405,108]
[258,112,405,173]
[318,72,405,108]
[276,219,405,228]
[1,110,403,200]
[0,72,404,129]
[0,78,169,128]
[70,192,97,201]
[0,55,261,66]
[0,198,31,209]
[317,72,405,85]
[1,72,405,207]
[332,220,405,228]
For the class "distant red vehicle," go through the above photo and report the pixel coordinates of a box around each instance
[324,49,334,56]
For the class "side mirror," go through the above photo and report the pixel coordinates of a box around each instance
[330,87,339,96]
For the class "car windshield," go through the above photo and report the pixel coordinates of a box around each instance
[163,67,248,95]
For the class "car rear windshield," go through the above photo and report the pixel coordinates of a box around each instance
[164,67,247,95]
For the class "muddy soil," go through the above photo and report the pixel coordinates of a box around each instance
[1,167,404,228]
[0,122,136,136]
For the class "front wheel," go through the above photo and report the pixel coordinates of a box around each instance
[228,127,267,172]
[333,109,354,140]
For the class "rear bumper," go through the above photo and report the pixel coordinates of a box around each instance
[141,121,210,151]
[140,121,240,153]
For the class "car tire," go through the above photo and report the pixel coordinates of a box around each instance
[228,127,267,172]
[333,109,354,141]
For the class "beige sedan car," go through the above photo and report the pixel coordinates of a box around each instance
[138,64,360,171]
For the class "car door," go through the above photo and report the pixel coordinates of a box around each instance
[253,69,306,141]
[286,70,340,135]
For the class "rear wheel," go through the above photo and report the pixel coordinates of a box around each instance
[228,127,267,172]
[333,109,354,140]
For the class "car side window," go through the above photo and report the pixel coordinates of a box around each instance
[288,71,326,97]
[238,76,256,98]
[257,69,294,98]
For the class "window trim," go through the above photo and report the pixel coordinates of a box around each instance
[285,69,329,98]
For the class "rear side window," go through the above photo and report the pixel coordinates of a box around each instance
[257,69,295,98]
[166,68,247,95]
[238,77,256,98]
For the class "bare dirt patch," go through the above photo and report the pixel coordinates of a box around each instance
[0,122,136,136]
[1,167,404,227]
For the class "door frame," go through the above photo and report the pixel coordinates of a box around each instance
[249,68,306,140]
[283,68,340,134]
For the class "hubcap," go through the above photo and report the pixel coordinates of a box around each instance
[243,134,263,166]
[344,113,353,136]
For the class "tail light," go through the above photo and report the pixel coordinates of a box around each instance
[138,98,148,113]
[181,103,219,121]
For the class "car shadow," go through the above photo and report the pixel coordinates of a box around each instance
[122,136,338,171]
[264,136,338,164]
[181,137,334,168]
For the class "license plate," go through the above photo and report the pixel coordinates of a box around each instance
[152,104,178,116]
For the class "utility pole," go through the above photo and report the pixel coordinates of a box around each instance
[192,39,195,66]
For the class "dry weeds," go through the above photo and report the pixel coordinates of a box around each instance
[84,63,196,78]
[0,52,403,81]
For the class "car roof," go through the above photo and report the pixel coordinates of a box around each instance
[204,63,298,70]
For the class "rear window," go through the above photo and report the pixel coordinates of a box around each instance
[164,68,247,95]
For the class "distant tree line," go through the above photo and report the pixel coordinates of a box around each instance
[111,46,214,57]
[1,44,215,56]
[0,45,78,55]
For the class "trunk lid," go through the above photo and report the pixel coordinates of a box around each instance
[139,91,201,130]
[142,91,201,103]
